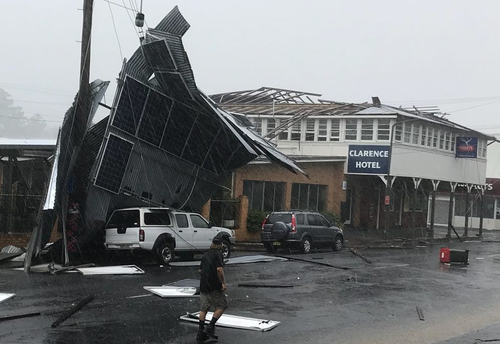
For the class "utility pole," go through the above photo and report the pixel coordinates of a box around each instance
[62,0,94,266]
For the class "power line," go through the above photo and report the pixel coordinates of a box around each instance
[0,114,62,123]
[107,0,124,60]
[448,100,500,114]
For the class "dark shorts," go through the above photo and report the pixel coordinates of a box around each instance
[200,290,228,312]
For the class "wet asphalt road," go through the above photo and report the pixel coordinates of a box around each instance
[2,242,500,344]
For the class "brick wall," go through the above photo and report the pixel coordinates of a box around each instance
[231,161,345,242]
[0,233,31,249]
[234,161,345,214]
[0,224,61,250]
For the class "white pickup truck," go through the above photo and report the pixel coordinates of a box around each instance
[104,207,236,264]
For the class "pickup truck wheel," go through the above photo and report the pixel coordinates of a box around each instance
[221,240,231,259]
[156,242,174,264]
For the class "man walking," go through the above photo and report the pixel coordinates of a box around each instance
[197,237,228,343]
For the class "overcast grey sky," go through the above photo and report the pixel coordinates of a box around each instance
[1,0,499,136]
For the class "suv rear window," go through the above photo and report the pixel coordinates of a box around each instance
[267,213,292,224]
[106,210,140,228]
[144,211,171,225]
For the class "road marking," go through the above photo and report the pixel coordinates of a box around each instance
[126,294,153,299]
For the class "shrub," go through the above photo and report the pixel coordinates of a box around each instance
[321,211,343,228]
[246,210,268,233]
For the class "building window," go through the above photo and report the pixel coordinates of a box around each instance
[305,119,315,141]
[394,123,402,142]
[318,119,327,141]
[345,119,358,141]
[421,126,427,146]
[478,139,484,158]
[291,183,327,212]
[330,119,340,141]
[427,128,433,146]
[432,129,438,148]
[361,119,374,140]
[291,121,301,141]
[243,180,285,211]
[444,132,450,151]
[403,123,411,143]
[450,133,456,152]
[277,119,289,140]
[266,118,276,136]
[412,124,420,145]
[439,131,445,150]
[252,118,262,135]
[483,140,487,157]
[377,119,390,141]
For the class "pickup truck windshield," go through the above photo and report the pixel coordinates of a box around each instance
[106,210,140,228]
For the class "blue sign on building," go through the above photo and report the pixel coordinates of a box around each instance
[455,137,477,158]
[347,145,390,174]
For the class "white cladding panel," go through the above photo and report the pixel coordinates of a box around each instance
[391,144,486,184]
[277,140,486,184]
[486,133,500,178]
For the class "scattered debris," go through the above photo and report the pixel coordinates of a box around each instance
[373,264,410,270]
[440,248,469,265]
[274,255,350,270]
[476,257,485,260]
[0,246,24,263]
[0,293,15,304]
[126,294,153,299]
[51,295,94,328]
[238,284,293,289]
[475,339,500,343]
[49,263,96,275]
[347,275,357,282]
[180,311,280,332]
[0,312,41,322]
[450,224,463,242]
[144,286,198,298]
[349,248,372,264]
[416,306,425,321]
[170,255,288,267]
[76,265,144,275]
[165,279,199,288]
[0,245,23,254]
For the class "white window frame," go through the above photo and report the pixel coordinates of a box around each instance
[317,119,328,141]
[330,118,340,142]
[305,119,316,141]
[376,119,390,141]
[345,119,358,141]
[361,119,374,141]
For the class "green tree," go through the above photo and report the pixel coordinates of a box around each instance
[0,88,57,138]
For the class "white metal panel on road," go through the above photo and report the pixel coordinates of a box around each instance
[180,311,280,332]
[77,265,145,275]
[0,293,15,304]
[144,286,198,298]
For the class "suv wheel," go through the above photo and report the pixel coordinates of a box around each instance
[156,242,174,264]
[221,240,231,259]
[332,235,344,251]
[300,237,312,254]
[263,242,277,253]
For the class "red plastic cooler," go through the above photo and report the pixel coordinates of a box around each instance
[440,248,450,263]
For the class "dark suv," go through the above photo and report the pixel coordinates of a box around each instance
[261,211,344,254]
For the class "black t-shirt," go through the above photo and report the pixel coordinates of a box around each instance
[199,249,224,293]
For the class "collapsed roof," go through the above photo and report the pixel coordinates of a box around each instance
[25,7,304,266]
